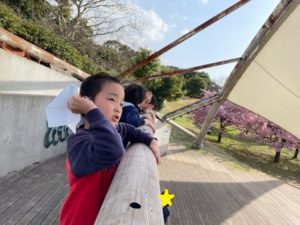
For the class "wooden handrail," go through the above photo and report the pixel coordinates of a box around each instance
[0,28,89,80]
[95,125,164,225]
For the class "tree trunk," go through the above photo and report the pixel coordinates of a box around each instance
[293,148,299,159]
[217,118,225,143]
[274,151,281,163]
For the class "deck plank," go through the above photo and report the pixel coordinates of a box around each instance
[1,143,300,225]
[0,154,67,225]
[159,143,300,225]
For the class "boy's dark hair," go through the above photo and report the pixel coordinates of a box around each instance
[80,72,120,101]
[124,84,146,105]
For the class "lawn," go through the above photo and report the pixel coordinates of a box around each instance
[160,98,300,186]
[159,97,199,115]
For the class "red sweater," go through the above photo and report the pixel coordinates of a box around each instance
[59,160,118,225]
[59,109,154,225]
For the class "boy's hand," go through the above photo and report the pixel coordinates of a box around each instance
[145,118,156,133]
[149,139,161,164]
[68,95,97,115]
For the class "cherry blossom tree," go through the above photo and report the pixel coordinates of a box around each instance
[192,91,300,162]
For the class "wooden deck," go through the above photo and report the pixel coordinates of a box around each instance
[0,155,68,225]
[1,143,300,225]
[159,143,300,225]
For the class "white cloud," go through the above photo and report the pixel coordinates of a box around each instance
[139,10,169,42]
[180,28,190,35]
[198,0,209,4]
[91,1,169,50]
[122,3,169,48]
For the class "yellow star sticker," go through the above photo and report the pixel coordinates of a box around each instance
[160,189,175,206]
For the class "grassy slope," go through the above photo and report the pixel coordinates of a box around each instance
[160,98,300,185]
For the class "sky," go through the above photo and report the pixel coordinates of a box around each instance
[127,0,281,85]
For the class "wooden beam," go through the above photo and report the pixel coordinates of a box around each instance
[95,125,164,225]
[196,0,295,148]
[165,118,197,140]
[118,0,251,79]
[139,57,241,82]
[0,28,89,80]
[162,94,221,120]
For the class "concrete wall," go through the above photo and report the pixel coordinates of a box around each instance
[155,119,171,156]
[0,49,80,177]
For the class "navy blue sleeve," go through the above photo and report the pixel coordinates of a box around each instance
[123,106,145,127]
[117,122,155,148]
[67,108,125,177]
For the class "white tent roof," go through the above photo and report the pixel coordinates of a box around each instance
[227,1,300,139]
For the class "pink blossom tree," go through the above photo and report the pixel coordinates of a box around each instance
[192,91,300,162]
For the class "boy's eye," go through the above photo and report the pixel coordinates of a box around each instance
[108,98,115,102]
[120,103,124,107]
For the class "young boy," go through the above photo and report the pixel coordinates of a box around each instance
[59,73,161,225]
[120,84,156,132]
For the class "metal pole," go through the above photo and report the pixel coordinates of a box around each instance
[139,58,241,82]
[118,0,251,79]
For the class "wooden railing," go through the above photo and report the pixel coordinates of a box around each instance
[0,28,89,80]
[94,125,164,225]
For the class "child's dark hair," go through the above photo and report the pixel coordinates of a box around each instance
[124,84,146,105]
[80,72,121,101]
[150,95,157,108]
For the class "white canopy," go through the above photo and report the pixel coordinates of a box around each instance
[227,1,300,139]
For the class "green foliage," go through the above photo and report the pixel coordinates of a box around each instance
[130,49,184,110]
[0,2,24,32]
[185,76,208,98]
[0,2,102,74]
[96,41,135,73]
[183,71,208,80]
[132,48,161,78]
[1,0,52,20]
[145,75,184,110]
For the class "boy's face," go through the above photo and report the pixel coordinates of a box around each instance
[94,82,124,126]
[139,99,150,111]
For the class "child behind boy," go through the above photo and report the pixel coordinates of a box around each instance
[59,73,161,225]
[120,84,156,132]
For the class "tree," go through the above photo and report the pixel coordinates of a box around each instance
[245,122,300,163]
[132,48,161,78]
[48,0,141,42]
[53,0,72,37]
[193,91,300,162]
[2,0,52,20]
[185,76,208,98]
[293,148,299,159]
[193,98,249,143]
[206,80,221,93]
[96,40,136,73]
[130,49,185,110]
[144,75,184,110]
